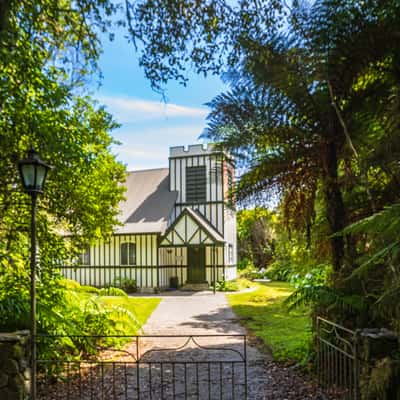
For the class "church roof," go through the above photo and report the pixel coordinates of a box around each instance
[116,168,178,234]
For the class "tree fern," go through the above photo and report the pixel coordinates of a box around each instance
[285,284,368,315]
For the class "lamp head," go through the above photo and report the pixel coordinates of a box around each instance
[18,147,52,194]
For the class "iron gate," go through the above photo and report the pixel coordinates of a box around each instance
[316,317,359,399]
[36,334,247,399]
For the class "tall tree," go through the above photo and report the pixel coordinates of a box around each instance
[0,0,125,267]
[237,208,276,269]
[203,0,400,294]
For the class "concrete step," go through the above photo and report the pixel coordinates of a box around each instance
[180,283,210,291]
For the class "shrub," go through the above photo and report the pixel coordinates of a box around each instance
[113,277,137,293]
[238,261,272,281]
[238,261,258,279]
[79,285,101,294]
[285,264,368,319]
[61,279,82,290]
[216,277,240,292]
[265,260,293,281]
[0,250,143,366]
[289,265,330,289]
[98,287,128,297]
[61,279,101,294]
[237,257,253,270]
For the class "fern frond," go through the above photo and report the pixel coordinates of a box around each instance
[285,285,367,314]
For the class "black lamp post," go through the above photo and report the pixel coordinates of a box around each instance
[18,147,52,400]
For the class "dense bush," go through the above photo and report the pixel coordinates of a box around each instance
[113,277,137,293]
[238,262,261,279]
[289,267,330,289]
[237,257,253,271]
[216,277,240,292]
[0,250,140,360]
[264,260,292,281]
[237,209,276,269]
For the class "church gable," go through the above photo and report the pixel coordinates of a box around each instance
[160,208,224,246]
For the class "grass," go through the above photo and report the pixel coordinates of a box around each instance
[62,279,160,334]
[99,296,160,328]
[215,277,256,292]
[227,280,311,364]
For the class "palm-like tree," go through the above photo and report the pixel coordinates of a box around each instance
[204,0,400,278]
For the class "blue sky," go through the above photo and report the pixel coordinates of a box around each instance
[93,29,227,171]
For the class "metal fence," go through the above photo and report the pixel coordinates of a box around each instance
[316,317,359,399]
[36,334,247,400]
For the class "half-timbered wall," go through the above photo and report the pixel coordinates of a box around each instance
[169,144,237,282]
[61,233,159,288]
[158,246,225,287]
[61,235,226,289]
[169,145,225,234]
[61,144,237,290]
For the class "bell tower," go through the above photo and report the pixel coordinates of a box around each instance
[168,144,237,275]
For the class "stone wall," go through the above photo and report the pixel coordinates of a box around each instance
[359,328,400,400]
[0,331,30,400]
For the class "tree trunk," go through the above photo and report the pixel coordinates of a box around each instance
[0,0,12,34]
[322,139,346,272]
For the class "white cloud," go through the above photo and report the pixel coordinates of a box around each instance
[98,95,208,123]
[112,124,207,170]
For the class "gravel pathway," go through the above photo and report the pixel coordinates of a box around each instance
[37,291,323,399]
[138,290,322,399]
[142,291,246,335]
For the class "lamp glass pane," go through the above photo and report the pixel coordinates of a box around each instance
[35,164,47,189]
[21,164,35,188]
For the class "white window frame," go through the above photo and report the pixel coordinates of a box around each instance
[120,242,136,266]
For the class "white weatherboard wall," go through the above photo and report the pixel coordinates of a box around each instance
[61,234,159,288]
[224,208,237,280]
[158,247,187,287]
[222,155,237,281]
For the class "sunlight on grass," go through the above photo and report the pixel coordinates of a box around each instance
[227,281,311,363]
[99,296,160,328]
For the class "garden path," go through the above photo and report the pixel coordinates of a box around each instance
[134,290,322,399]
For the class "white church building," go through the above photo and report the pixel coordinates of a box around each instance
[61,144,237,291]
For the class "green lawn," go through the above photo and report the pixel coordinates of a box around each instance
[99,296,160,328]
[227,281,311,363]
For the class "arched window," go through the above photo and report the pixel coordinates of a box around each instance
[120,242,136,266]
